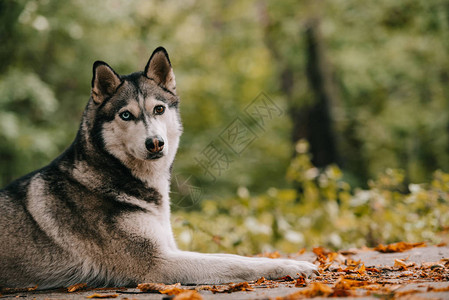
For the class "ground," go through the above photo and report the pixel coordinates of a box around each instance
[1,243,448,299]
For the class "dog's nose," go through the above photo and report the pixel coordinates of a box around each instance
[145,136,164,153]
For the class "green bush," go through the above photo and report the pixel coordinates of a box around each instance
[172,140,449,254]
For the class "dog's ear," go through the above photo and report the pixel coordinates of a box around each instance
[91,61,122,104]
[144,47,176,94]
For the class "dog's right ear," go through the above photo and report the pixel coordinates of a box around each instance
[91,61,122,104]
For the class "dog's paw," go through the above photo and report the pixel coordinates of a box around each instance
[264,259,319,279]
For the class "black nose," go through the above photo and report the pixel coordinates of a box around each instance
[145,135,164,153]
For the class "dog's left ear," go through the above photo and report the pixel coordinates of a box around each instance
[144,47,176,94]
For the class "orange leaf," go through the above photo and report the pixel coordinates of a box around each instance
[312,247,329,258]
[172,290,203,300]
[394,259,408,269]
[357,264,366,275]
[224,282,254,293]
[279,282,333,299]
[137,282,181,293]
[86,293,118,298]
[255,277,266,285]
[295,276,307,287]
[160,287,190,296]
[334,278,370,290]
[208,282,254,293]
[67,283,87,293]
[278,275,295,281]
[297,248,306,255]
[427,286,449,292]
[374,242,426,253]
[365,267,380,273]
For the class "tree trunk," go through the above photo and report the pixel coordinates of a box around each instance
[295,19,340,168]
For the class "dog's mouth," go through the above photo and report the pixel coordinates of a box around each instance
[146,152,164,160]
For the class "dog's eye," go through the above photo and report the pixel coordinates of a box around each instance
[154,105,165,115]
[119,111,133,121]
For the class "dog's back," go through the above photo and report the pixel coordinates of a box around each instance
[0,167,72,287]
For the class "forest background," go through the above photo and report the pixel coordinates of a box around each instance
[1,0,448,254]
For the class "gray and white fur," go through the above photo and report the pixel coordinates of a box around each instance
[0,47,318,289]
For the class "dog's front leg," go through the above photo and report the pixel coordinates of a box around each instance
[148,250,318,284]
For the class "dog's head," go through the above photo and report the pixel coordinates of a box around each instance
[83,47,182,172]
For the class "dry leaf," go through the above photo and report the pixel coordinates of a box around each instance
[427,286,449,292]
[295,276,307,287]
[394,259,416,270]
[374,242,426,253]
[160,287,190,296]
[172,290,203,299]
[67,283,87,293]
[278,275,295,281]
[357,264,366,275]
[255,277,267,285]
[225,282,254,293]
[259,251,281,259]
[295,282,333,298]
[207,282,254,294]
[137,282,181,293]
[334,278,370,290]
[345,258,361,267]
[86,293,118,298]
[365,267,380,273]
[297,248,306,255]
[421,262,444,269]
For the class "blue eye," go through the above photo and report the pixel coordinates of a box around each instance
[119,111,133,121]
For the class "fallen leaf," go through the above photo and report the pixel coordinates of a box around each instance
[137,282,181,293]
[345,258,361,267]
[421,262,444,269]
[357,264,366,275]
[278,275,295,281]
[67,283,87,293]
[427,286,449,292]
[255,277,267,285]
[224,282,254,293]
[295,276,307,287]
[278,282,334,299]
[313,247,329,257]
[86,293,118,298]
[297,248,306,255]
[394,289,422,297]
[374,242,426,253]
[207,282,254,293]
[330,289,353,297]
[334,278,370,290]
[259,251,281,259]
[365,267,380,273]
[172,290,203,300]
[394,259,415,270]
[160,287,190,296]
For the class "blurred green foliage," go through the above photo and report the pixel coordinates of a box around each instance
[173,140,449,254]
[1,0,449,251]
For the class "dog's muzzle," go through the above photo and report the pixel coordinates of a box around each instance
[145,135,164,159]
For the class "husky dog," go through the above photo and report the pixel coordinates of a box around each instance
[0,47,318,289]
